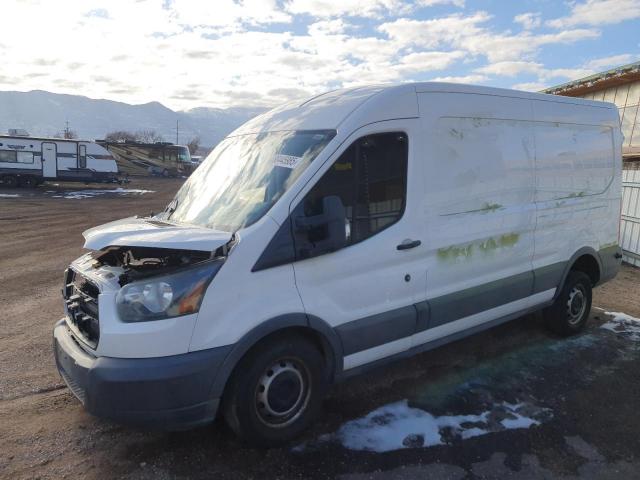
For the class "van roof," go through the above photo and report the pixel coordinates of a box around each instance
[229,82,616,136]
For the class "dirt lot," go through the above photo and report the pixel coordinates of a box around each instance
[1,178,640,479]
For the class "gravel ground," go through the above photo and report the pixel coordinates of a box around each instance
[1,177,639,479]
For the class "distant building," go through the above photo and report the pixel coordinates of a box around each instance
[543,61,640,162]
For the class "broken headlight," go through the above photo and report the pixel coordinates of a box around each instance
[116,259,223,322]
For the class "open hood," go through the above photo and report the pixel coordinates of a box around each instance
[83,217,231,252]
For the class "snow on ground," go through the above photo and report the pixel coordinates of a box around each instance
[601,312,640,342]
[0,193,20,198]
[52,188,154,199]
[300,399,551,453]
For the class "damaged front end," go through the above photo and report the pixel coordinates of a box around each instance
[63,232,236,349]
[92,245,220,285]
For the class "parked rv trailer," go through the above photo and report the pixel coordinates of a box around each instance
[98,141,193,177]
[0,135,119,187]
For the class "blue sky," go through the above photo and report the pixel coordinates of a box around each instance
[1,0,638,110]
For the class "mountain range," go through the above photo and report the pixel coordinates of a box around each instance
[0,90,267,148]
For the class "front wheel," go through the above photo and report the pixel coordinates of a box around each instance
[222,334,328,447]
[544,271,592,336]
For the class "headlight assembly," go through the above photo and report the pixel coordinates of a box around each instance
[116,259,223,322]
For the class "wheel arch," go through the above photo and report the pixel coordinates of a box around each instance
[209,313,343,401]
[555,247,602,300]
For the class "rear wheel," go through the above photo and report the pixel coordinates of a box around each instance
[1,175,18,188]
[222,334,328,447]
[18,176,38,188]
[544,271,592,336]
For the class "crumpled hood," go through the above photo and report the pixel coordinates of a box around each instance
[83,217,231,252]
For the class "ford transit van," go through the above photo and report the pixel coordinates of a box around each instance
[53,83,623,446]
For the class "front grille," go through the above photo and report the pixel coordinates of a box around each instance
[63,268,100,348]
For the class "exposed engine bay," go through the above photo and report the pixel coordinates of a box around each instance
[90,236,234,286]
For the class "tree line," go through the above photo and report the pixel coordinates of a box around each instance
[103,129,200,154]
[53,126,201,155]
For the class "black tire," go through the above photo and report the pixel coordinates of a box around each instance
[544,271,592,336]
[1,175,18,188]
[18,176,38,188]
[222,334,328,448]
[162,169,169,177]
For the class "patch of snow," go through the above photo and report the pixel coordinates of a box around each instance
[304,399,551,453]
[601,312,640,342]
[0,193,20,198]
[56,188,154,199]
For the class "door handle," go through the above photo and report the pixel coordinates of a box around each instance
[397,239,421,250]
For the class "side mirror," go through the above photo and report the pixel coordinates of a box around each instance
[294,195,347,257]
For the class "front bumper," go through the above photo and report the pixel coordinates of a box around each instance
[53,319,232,430]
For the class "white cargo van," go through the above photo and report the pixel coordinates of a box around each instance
[53,83,622,446]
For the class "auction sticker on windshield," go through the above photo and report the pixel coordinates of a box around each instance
[274,154,303,169]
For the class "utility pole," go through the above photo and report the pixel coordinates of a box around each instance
[64,120,71,139]
[176,120,179,145]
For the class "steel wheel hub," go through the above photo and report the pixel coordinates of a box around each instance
[255,359,310,428]
[567,286,587,325]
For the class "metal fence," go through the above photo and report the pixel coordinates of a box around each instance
[621,163,640,267]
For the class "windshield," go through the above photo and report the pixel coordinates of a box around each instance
[165,130,336,231]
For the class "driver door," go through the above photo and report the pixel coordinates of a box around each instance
[291,121,426,370]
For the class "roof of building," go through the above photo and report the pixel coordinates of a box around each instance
[543,60,640,97]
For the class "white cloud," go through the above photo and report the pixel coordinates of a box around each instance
[514,12,542,30]
[307,19,350,35]
[285,0,463,18]
[585,53,636,70]
[172,0,291,27]
[430,74,488,84]
[379,13,599,62]
[476,61,594,81]
[417,0,465,7]
[0,0,627,111]
[477,61,544,76]
[512,81,549,92]
[285,0,410,18]
[547,0,640,28]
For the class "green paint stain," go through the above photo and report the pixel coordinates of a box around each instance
[441,203,504,217]
[480,202,503,213]
[437,244,475,260]
[567,191,587,198]
[438,233,520,262]
[499,233,519,247]
[556,191,587,200]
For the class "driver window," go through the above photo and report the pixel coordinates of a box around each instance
[303,131,407,247]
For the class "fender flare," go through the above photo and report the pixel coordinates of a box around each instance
[554,246,602,300]
[209,313,343,399]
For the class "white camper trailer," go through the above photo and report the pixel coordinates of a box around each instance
[0,134,119,187]
[53,83,622,446]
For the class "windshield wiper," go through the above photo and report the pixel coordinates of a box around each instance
[166,198,178,219]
